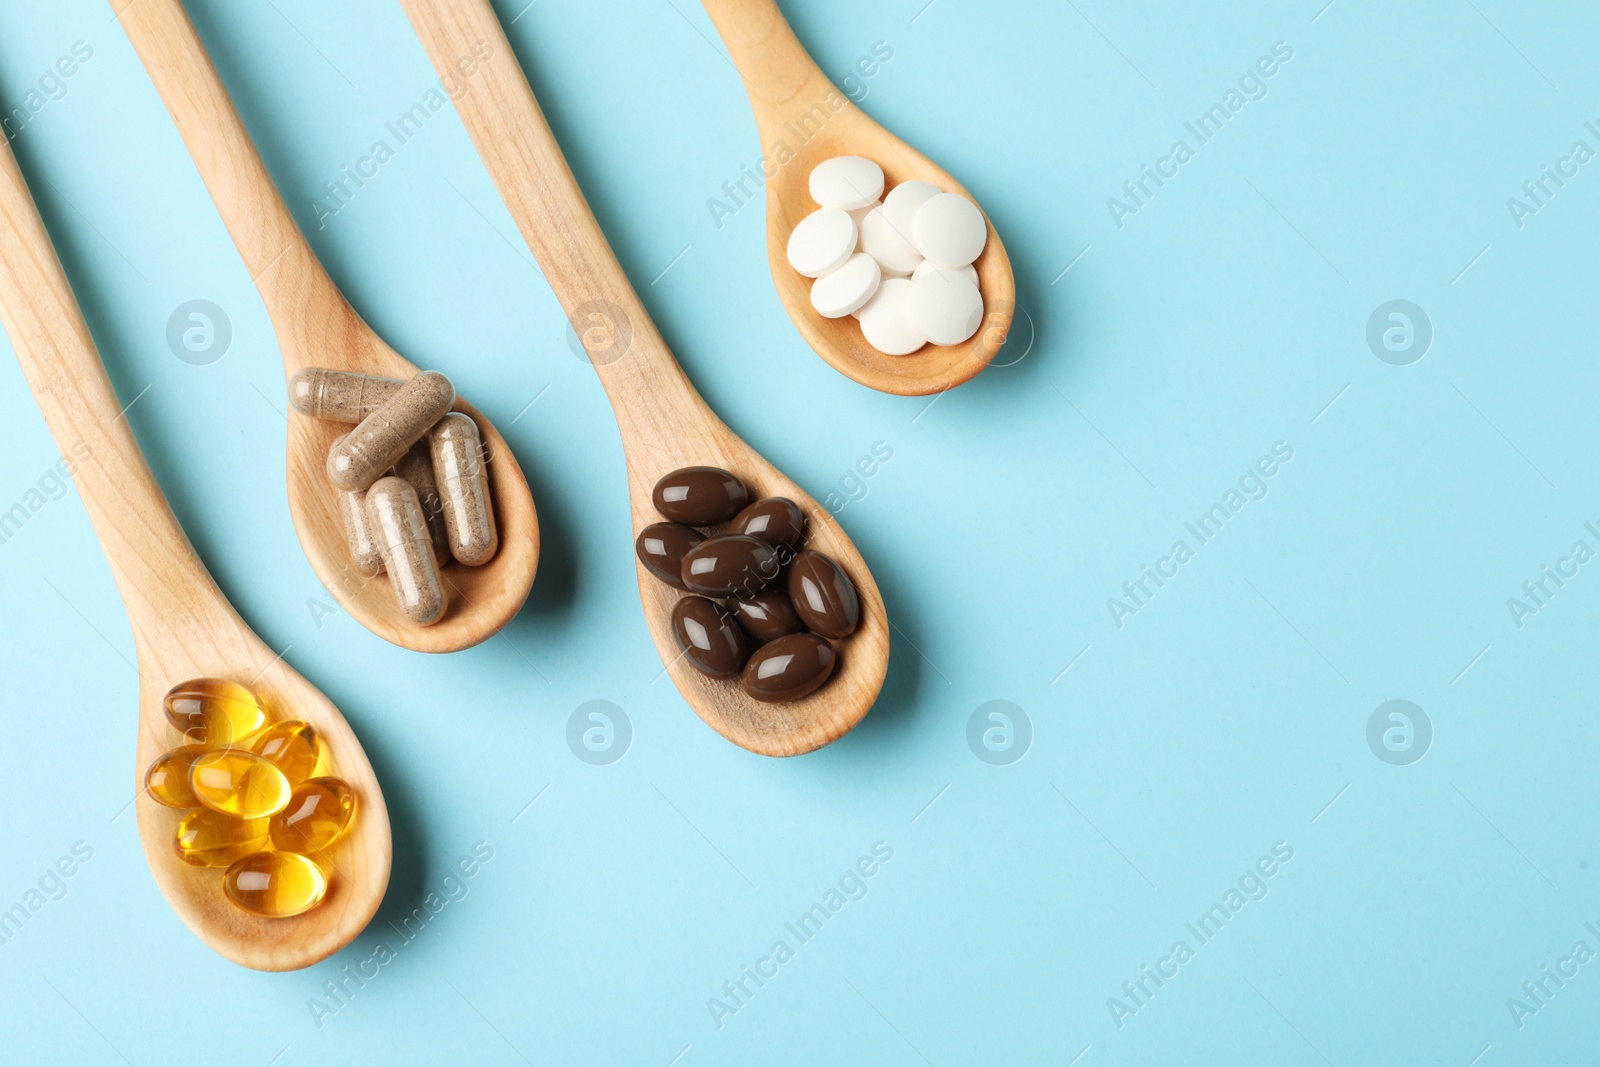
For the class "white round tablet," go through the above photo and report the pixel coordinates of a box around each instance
[909,269,983,346]
[809,156,884,210]
[847,200,880,250]
[911,193,987,268]
[786,207,857,278]
[881,179,941,233]
[810,253,881,318]
[857,277,926,356]
[860,207,923,275]
[913,258,977,287]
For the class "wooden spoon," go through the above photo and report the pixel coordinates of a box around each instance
[0,132,390,971]
[701,0,1016,397]
[399,0,888,756]
[113,0,538,653]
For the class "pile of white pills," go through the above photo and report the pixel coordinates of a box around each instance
[785,155,987,356]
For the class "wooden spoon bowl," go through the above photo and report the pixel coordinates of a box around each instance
[623,429,889,755]
[136,662,389,971]
[401,0,889,755]
[284,361,533,654]
[703,0,1016,396]
[116,0,538,653]
[0,132,390,971]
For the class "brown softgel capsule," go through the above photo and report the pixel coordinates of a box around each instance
[635,522,704,590]
[680,534,780,598]
[787,550,860,639]
[652,466,749,525]
[670,596,751,678]
[731,497,807,552]
[728,590,804,644]
[742,633,837,703]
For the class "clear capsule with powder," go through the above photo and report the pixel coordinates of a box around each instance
[331,435,384,577]
[288,367,403,423]
[429,412,498,566]
[394,439,450,565]
[364,475,447,624]
[327,370,455,491]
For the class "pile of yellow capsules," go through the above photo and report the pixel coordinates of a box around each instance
[145,678,356,918]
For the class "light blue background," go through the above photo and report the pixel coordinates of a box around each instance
[0,0,1596,1063]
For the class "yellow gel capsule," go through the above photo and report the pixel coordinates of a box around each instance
[270,776,357,853]
[163,678,266,746]
[250,720,324,785]
[189,750,291,819]
[175,810,268,868]
[224,851,328,917]
[145,745,207,808]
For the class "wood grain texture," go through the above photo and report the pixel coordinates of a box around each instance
[701,0,1015,396]
[0,132,390,972]
[399,0,888,756]
[114,0,538,653]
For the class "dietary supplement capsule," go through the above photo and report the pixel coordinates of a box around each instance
[330,434,384,576]
[176,810,269,868]
[787,550,860,639]
[731,497,807,553]
[429,412,498,566]
[742,633,838,703]
[670,596,751,678]
[336,485,384,577]
[395,439,450,564]
[270,776,356,853]
[163,678,266,747]
[189,750,292,819]
[250,720,323,786]
[652,466,749,525]
[365,475,447,625]
[680,534,781,598]
[224,851,328,918]
[145,745,208,808]
[635,521,704,590]
[288,367,403,423]
[326,370,455,491]
[728,590,804,644]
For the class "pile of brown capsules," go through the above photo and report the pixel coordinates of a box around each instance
[289,368,499,625]
[636,466,860,703]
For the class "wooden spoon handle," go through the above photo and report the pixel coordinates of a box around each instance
[114,0,349,372]
[0,134,224,633]
[699,0,831,120]
[398,0,704,452]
